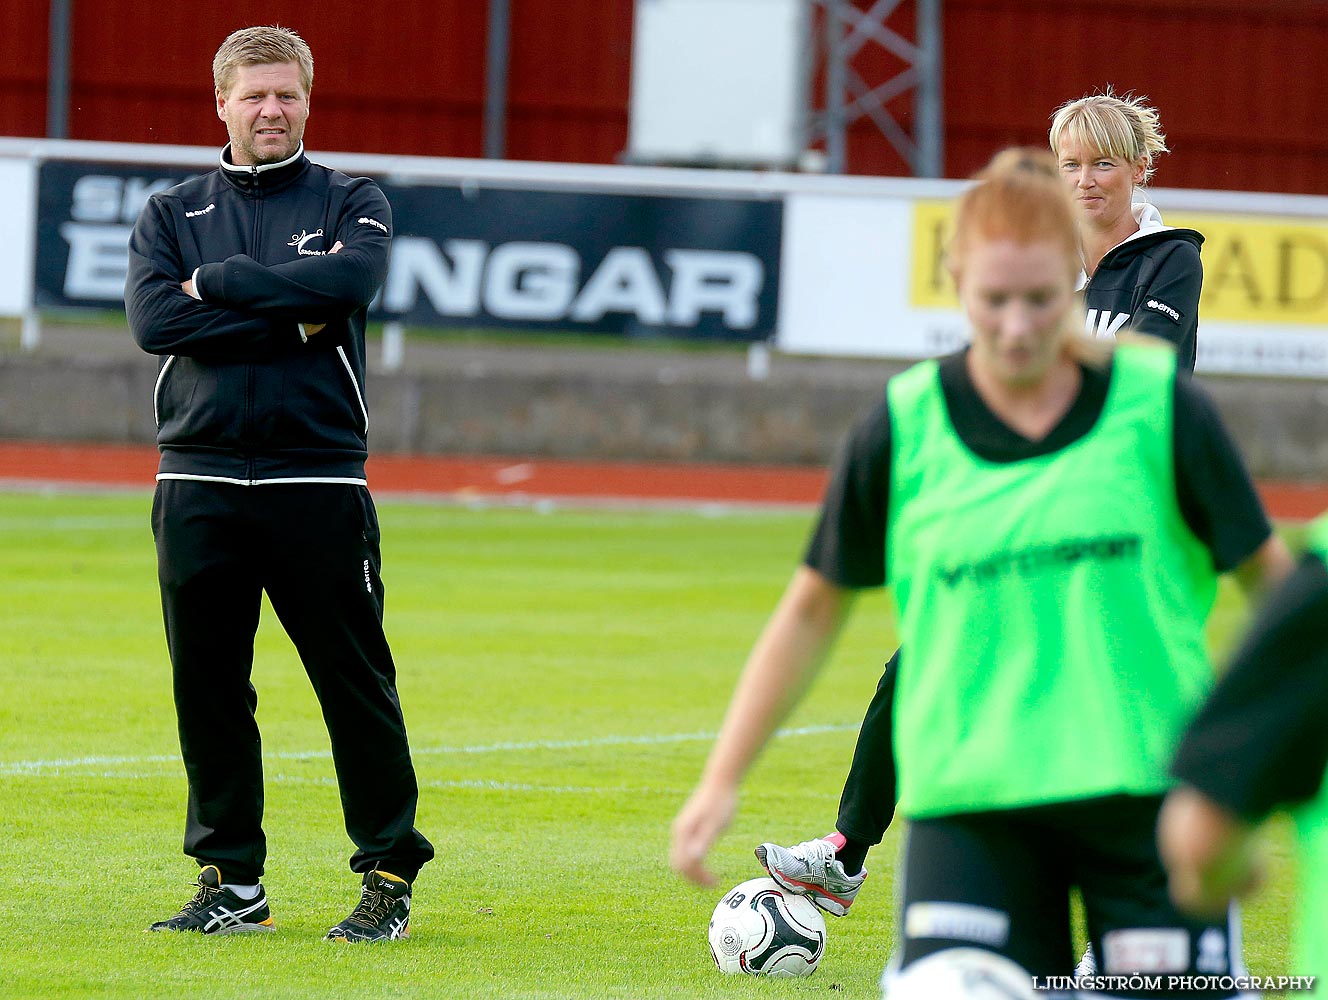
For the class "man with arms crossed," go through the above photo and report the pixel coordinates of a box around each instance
[126,25,433,942]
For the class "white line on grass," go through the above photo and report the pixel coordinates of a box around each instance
[272,773,689,796]
[0,723,857,777]
[0,513,146,532]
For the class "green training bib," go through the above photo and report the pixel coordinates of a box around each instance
[887,345,1217,817]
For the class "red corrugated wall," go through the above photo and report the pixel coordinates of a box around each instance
[1,0,49,137]
[3,1,1324,195]
[40,0,626,162]
[505,1,634,163]
[55,2,491,157]
[940,0,1328,195]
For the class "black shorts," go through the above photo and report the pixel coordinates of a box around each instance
[889,796,1256,999]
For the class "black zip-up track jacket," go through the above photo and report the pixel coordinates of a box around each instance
[1082,205,1204,373]
[125,143,391,484]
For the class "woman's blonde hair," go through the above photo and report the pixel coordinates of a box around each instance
[213,25,314,97]
[1048,88,1168,183]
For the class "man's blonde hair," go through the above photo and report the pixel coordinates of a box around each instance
[213,25,313,96]
[1048,88,1168,184]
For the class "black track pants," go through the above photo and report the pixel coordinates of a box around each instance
[835,648,900,845]
[152,480,434,884]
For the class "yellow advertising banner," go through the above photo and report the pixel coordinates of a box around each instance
[910,199,956,309]
[910,201,1328,327]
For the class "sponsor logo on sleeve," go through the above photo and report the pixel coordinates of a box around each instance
[1145,298,1182,323]
[185,203,215,218]
[358,216,389,234]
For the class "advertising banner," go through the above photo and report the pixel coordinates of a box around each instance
[34,160,196,307]
[0,158,37,316]
[32,158,781,342]
[23,146,1328,374]
[780,190,1328,377]
[379,184,780,340]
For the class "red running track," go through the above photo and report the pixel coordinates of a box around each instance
[0,441,827,507]
[2,440,1327,520]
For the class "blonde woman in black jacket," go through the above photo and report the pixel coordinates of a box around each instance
[1051,90,1204,373]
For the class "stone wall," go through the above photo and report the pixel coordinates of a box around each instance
[2,350,1326,480]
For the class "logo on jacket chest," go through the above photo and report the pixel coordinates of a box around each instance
[288,228,326,256]
[1084,308,1131,339]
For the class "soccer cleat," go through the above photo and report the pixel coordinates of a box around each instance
[324,870,412,942]
[755,838,866,916]
[148,865,275,934]
[1076,943,1097,977]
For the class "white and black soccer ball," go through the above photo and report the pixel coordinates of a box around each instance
[707,877,827,978]
[885,948,1035,1000]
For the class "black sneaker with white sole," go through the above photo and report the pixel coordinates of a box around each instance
[324,870,411,942]
[148,865,275,934]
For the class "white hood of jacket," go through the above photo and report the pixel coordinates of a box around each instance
[1076,201,1173,290]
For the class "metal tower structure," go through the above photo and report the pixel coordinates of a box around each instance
[808,0,944,177]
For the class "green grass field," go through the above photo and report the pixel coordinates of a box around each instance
[0,490,1299,999]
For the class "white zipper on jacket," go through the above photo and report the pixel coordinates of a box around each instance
[337,345,370,435]
[153,356,177,427]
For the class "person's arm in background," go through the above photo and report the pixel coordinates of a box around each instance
[670,399,891,888]
[1132,240,1203,371]
[1172,372,1295,601]
[670,567,854,887]
[1231,534,1296,604]
[1160,552,1328,917]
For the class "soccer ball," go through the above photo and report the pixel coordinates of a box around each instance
[885,948,1035,1000]
[707,877,827,978]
